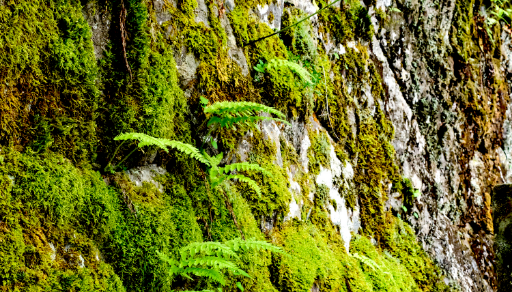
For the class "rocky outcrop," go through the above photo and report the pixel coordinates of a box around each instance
[492,184,512,292]
[1,0,510,291]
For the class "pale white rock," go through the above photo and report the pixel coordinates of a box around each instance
[49,242,56,261]
[261,119,283,167]
[256,0,285,30]
[195,0,210,27]
[78,255,85,268]
[285,167,302,221]
[300,134,311,173]
[285,196,301,221]
[125,164,167,193]
[376,0,392,9]
[176,50,200,86]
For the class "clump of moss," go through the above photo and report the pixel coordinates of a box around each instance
[0,0,98,164]
[308,131,332,175]
[317,0,374,44]
[270,216,444,292]
[0,147,124,291]
[380,214,451,291]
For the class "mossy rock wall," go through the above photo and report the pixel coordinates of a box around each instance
[1,0,511,291]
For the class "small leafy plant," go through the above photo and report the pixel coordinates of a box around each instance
[204,100,290,130]
[105,133,209,172]
[107,100,289,237]
[486,0,512,43]
[157,238,285,292]
[203,152,271,198]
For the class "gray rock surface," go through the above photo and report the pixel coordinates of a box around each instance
[492,184,512,292]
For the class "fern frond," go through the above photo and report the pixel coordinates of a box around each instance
[351,253,381,271]
[212,174,262,197]
[182,267,227,286]
[113,133,209,166]
[207,115,290,128]
[114,132,171,152]
[161,140,210,166]
[178,256,238,271]
[225,238,284,255]
[204,101,285,119]
[180,241,238,259]
[266,59,312,84]
[220,163,272,177]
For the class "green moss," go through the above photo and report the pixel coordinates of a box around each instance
[99,0,191,169]
[0,0,98,164]
[241,131,292,220]
[380,214,451,292]
[317,0,374,44]
[0,148,124,291]
[270,217,443,292]
[308,131,331,175]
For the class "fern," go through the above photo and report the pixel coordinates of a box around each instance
[486,0,512,43]
[204,101,290,129]
[220,162,272,176]
[212,174,262,197]
[107,133,210,171]
[225,238,284,254]
[203,152,269,198]
[204,101,285,118]
[351,253,382,271]
[158,238,284,291]
[180,241,239,259]
[266,59,312,84]
[114,132,171,151]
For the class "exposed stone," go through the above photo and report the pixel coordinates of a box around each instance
[125,164,167,193]
[492,184,512,292]
[82,2,111,59]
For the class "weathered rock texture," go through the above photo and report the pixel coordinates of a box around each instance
[492,184,512,292]
[1,0,512,291]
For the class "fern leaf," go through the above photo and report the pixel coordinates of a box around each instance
[161,140,210,166]
[203,152,223,168]
[220,163,272,177]
[114,133,209,166]
[180,242,238,259]
[225,238,284,255]
[351,253,381,271]
[204,101,286,119]
[207,115,290,128]
[266,59,312,84]
[182,267,227,286]
[114,132,171,152]
[212,174,262,197]
[179,256,239,271]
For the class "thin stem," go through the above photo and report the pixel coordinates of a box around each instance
[113,146,139,171]
[243,0,343,47]
[323,66,340,141]
[220,188,246,240]
[106,140,126,169]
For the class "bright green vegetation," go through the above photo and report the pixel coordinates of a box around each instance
[0,0,98,164]
[0,0,466,291]
[158,238,284,291]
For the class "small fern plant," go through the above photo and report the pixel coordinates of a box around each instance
[486,0,512,43]
[204,100,290,131]
[201,98,290,151]
[203,152,271,198]
[157,238,284,292]
[105,133,210,172]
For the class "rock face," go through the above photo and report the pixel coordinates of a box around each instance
[1,0,511,291]
[492,184,512,292]
[80,0,512,290]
